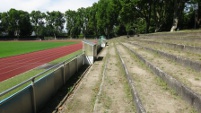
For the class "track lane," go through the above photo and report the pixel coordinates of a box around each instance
[0,42,82,82]
[0,43,82,64]
[0,45,80,70]
[1,47,77,73]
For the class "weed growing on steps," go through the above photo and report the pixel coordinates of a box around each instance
[155,77,179,98]
[122,43,182,100]
[113,41,137,112]
[194,77,200,81]
[139,47,200,87]
[91,45,110,112]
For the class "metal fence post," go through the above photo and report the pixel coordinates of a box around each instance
[76,55,78,72]
[68,62,71,78]
[63,63,66,85]
[83,52,85,65]
[31,78,37,113]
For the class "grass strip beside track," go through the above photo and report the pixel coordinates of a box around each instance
[0,50,82,101]
[0,41,78,58]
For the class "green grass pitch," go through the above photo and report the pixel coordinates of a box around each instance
[0,41,77,58]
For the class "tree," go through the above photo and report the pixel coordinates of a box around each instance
[87,3,99,37]
[132,0,153,33]
[119,0,136,35]
[0,9,32,36]
[96,0,108,36]
[96,0,121,38]
[7,8,20,36]
[46,11,65,37]
[0,13,2,34]
[18,10,32,36]
[191,0,201,28]
[65,10,79,38]
[30,11,46,36]
[0,12,9,35]
[74,7,89,38]
[170,0,187,32]
[152,0,172,32]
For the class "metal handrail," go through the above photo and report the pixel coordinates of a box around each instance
[0,52,84,98]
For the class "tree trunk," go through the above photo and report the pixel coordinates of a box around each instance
[145,0,152,33]
[170,0,179,32]
[170,0,185,32]
[153,1,162,32]
[145,17,150,33]
[170,17,178,32]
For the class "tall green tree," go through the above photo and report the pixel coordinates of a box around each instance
[6,8,20,36]
[0,12,9,34]
[96,0,108,36]
[18,10,32,36]
[87,3,98,37]
[152,0,172,32]
[30,11,46,36]
[170,0,188,31]
[96,0,121,37]
[191,0,201,28]
[46,11,65,37]
[132,0,153,33]
[65,10,79,38]
[77,7,88,38]
[1,9,32,36]
[119,0,136,35]
[0,13,2,34]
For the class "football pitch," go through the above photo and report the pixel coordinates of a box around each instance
[0,41,78,58]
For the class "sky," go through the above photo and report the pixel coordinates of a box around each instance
[0,0,99,13]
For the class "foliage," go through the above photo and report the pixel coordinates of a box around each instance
[46,11,65,37]
[0,9,32,36]
[30,11,46,36]
[0,0,200,37]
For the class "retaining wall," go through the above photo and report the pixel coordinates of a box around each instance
[122,43,201,112]
[135,40,201,55]
[129,42,201,72]
[115,44,146,113]
[0,54,86,113]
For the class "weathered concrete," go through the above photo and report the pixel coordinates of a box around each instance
[122,43,201,112]
[116,44,146,113]
[129,42,201,72]
[134,40,201,54]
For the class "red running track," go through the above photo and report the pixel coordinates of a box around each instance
[0,42,82,82]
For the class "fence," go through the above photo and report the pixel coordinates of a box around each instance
[0,53,87,113]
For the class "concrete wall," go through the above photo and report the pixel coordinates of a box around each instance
[135,40,201,54]
[0,54,86,113]
[83,40,102,64]
[122,43,201,112]
[129,42,201,72]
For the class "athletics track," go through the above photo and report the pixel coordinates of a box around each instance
[0,42,82,82]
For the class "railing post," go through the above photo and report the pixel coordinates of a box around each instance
[63,63,66,85]
[68,62,71,77]
[83,53,85,65]
[31,78,37,113]
[76,55,78,72]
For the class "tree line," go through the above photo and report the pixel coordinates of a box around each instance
[0,0,200,38]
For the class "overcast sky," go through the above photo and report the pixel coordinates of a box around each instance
[0,0,99,13]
